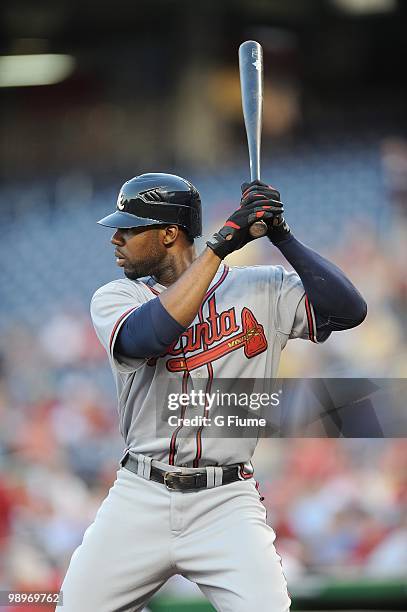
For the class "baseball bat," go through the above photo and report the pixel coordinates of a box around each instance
[239,40,268,238]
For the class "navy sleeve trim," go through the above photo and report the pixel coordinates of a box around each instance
[114,297,186,360]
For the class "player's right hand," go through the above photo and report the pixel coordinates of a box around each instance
[241,180,291,244]
[206,199,277,259]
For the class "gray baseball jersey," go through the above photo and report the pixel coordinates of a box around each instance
[91,263,317,467]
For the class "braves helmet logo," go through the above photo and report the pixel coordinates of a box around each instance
[117,192,125,210]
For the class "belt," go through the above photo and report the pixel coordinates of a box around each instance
[121,453,248,492]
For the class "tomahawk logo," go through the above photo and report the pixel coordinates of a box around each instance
[147,295,268,370]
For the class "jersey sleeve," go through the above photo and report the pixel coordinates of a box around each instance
[90,280,150,373]
[273,266,318,343]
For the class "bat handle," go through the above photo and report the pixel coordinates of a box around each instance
[249,219,268,237]
[248,169,268,237]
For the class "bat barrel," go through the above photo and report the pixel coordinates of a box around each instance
[239,40,267,237]
[238,40,263,181]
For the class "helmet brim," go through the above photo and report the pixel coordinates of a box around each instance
[97,211,165,229]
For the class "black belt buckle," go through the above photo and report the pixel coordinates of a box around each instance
[164,471,204,491]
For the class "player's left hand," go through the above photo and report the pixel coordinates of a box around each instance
[206,199,276,259]
[241,180,291,244]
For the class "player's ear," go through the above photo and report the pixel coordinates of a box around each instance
[161,225,179,246]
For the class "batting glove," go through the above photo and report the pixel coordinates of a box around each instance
[240,180,291,244]
[206,199,276,259]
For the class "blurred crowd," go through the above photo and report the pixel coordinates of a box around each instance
[255,439,407,582]
[0,317,123,606]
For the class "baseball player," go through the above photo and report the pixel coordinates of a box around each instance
[59,173,367,611]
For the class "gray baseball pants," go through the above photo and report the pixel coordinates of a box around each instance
[59,457,291,612]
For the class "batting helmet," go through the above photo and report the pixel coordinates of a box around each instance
[97,173,202,239]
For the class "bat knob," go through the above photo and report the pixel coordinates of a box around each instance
[249,220,268,238]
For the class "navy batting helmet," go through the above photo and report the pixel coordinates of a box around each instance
[97,173,202,239]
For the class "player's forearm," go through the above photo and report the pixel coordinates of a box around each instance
[275,235,367,329]
[159,247,222,327]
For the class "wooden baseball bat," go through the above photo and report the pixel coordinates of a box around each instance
[239,40,268,238]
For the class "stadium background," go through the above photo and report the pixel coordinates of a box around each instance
[0,0,406,610]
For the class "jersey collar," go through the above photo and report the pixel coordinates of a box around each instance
[144,265,229,296]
